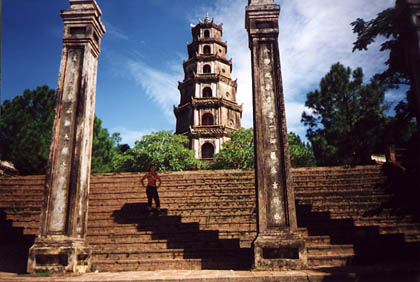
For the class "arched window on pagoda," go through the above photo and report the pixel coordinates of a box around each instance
[203,64,211,74]
[203,87,212,98]
[204,30,210,38]
[203,45,211,54]
[202,143,214,159]
[202,113,214,125]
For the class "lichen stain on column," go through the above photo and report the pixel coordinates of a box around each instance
[48,48,83,234]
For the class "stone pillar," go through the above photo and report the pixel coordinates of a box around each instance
[245,0,306,270]
[405,0,420,180]
[27,0,105,273]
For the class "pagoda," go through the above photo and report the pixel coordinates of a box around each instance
[174,14,242,159]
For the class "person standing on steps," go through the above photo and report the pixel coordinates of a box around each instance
[141,165,162,212]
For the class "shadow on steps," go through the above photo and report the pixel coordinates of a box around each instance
[0,208,35,274]
[297,204,420,266]
[112,203,252,270]
[364,163,420,221]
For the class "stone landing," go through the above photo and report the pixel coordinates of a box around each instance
[1,265,420,282]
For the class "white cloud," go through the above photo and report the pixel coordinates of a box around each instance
[126,59,182,123]
[102,20,130,41]
[278,0,394,101]
[110,127,156,147]
[102,48,183,125]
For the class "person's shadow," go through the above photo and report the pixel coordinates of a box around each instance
[112,203,252,270]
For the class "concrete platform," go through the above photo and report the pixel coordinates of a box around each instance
[1,264,419,282]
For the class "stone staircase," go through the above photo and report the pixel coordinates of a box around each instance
[0,165,419,273]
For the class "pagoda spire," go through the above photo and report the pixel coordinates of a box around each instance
[204,12,210,23]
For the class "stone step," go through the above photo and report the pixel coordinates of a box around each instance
[297,195,392,205]
[88,215,256,226]
[87,235,254,248]
[90,183,255,192]
[91,258,203,272]
[0,176,45,185]
[91,248,252,271]
[377,223,420,234]
[91,239,249,253]
[0,201,42,208]
[88,194,255,203]
[91,177,254,184]
[0,195,44,202]
[91,256,251,272]
[87,230,257,243]
[0,185,44,193]
[87,223,257,234]
[89,211,256,221]
[89,188,255,196]
[89,207,255,218]
[291,165,381,174]
[304,235,333,245]
[293,179,386,190]
[307,244,355,256]
[306,202,383,213]
[91,170,254,180]
[292,172,385,181]
[88,200,256,210]
[307,254,354,267]
[295,189,389,198]
[299,214,418,227]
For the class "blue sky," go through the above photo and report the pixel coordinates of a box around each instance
[2,0,398,147]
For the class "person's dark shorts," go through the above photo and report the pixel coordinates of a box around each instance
[146,185,160,208]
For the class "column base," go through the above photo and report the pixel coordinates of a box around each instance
[253,229,307,270]
[27,236,91,274]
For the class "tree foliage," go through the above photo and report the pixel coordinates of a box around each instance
[351,0,412,87]
[0,86,55,174]
[351,0,419,168]
[302,63,388,166]
[212,128,254,169]
[288,132,316,168]
[91,118,121,174]
[0,86,120,175]
[212,128,315,169]
[112,131,206,172]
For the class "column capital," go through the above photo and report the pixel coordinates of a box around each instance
[248,0,275,5]
[61,0,106,56]
[245,1,280,42]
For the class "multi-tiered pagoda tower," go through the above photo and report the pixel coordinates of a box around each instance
[174,14,242,160]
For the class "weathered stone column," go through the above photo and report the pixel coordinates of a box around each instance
[27,0,105,273]
[245,0,306,270]
[404,0,420,181]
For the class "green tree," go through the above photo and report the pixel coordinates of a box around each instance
[301,63,388,166]
[352,0,419,169]
[112,131,206,172]
[212,128,315,169]
[212,128,254,169]
[351,1,411,87]
[91,118,120,173]
[0,86,55,174]
[0,86,119,175]
[288,132,316,168]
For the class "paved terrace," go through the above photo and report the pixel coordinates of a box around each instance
[1,264,420,282]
